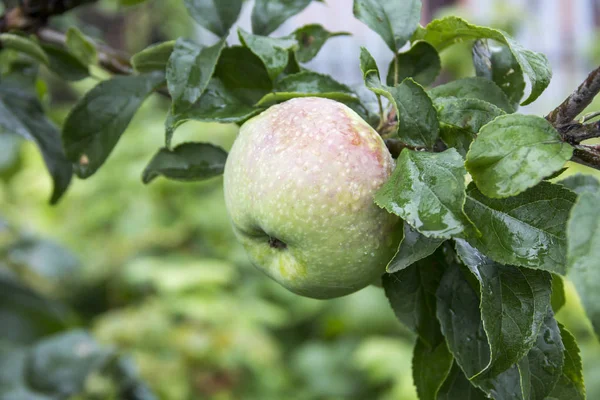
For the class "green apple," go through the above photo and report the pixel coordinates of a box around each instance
[223,97,400,299]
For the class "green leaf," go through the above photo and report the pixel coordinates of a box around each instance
[131,40,175,73]
[292,24,350,63]
[412,338,454,400]
[455,239,552,377]
[142,142,227,184]
[0,81,72,204]
[256,70,357,106]
[375,148,467,239]
[166,78,261,145]
[65,27,97,66]
[184,0,243,37]
[466,114,573,198]
[567,188,600,339]
[383,250,445,347]
[418,16,551,105]
[214,46,273,105]
[386,221,444,273]
[63,73,164,178]
[558,174,600,194]
[434,97,505,135]
[238,28,298,81]
[551,274,566,313]
[353,0,421,52]
[365,75,439,149]
[167,37,226,114]
[359,46,380,78]
[437,362,488,400]
[546,324,586,400]
[429,77,514,113]
[473,40,525,111]
[386,41,441,87]
[0,33,49,65]
[251,0,316,36]
[41,43,89,81]
[439,124,474,158]
[463,181,576,275]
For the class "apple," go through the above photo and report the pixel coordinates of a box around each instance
[223,97,400,299]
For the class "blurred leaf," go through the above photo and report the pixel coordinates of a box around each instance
[131,41,175,73]
[41,44,89,81]
[0,33,49,65]
[238,28,298,81]
[142,142,227,184]
[184,0,243,37]
[567,188,600,339]
[437,362,487,400]
[65,27,97,66]
[0,276,70,345]
[412,338,454,400]
[558,174,600,194]
[382,250,446,347]
[434,97,505,136]
[546,324,586,400]
[473,40,525,111]
[417,16,551,105]
[375,148,467,239]
[463,182,576,275]
[386,41,440,87]
[167,38,226,113]
[63,73,165,178]
[214,46,272,105]
[0,79,72,204]
[551,274,566,313]
[353,0,421,52]
[386,221,444,273]
[429,77,514,113]
[252,0,317,36]
[0,132,22,180]
[455,239,552,376]
[292,24,350,63]
[466,114,572,198]
[256,70,357,106]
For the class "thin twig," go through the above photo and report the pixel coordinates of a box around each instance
[547,65,600,125]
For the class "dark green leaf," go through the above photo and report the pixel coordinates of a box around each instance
[466,114,573,198]
[252,0,316,36]
[386,221,444,273]
[0,132,22,177]
[386,41,440,87]
[567,188,600,339]
[167,38,226,113]
[292,24,350,63]
[142,142,227,184]
[375,148,467,239]
[0,81,72,203]
[546,324,586,400]
[256,71,357,106]
[214,46,273,105]
[434,97,505,135]
[437,362,487,400]
[353,0,421,52]
[238,28,298,81]
[551,274,566,313]
[429,77,514,113]
[464,182,576,275]
[473,40,525,111]
[359,46,380,78]
[63,73,165,178]
[383,250,446,347]
[418,16,551,105]
[366,75,439,149]
[131,40,175,73]
[412,338,454,400]
[558,174,600,194]
[184,0,243,37]
[0,33,49,65]
[65,27,97,66]
[455,239,552,376]
[439,123,474,158]
[41,44,89,81]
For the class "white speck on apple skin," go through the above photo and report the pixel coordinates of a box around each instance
[223,97,401,299]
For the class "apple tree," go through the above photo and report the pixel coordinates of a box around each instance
[1,0,599,399]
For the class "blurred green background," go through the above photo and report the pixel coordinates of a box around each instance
[2,1,600,399]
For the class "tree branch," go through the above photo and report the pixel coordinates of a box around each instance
[547,65,600,126]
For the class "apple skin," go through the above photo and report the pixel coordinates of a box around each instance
[223,97,400,299]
